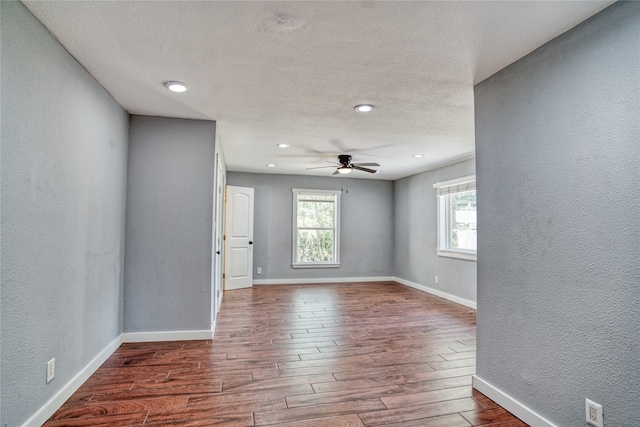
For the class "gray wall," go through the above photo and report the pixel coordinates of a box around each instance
[1,2,129,426]
[124,116,215,332]
[394,158,477,303]
[227,173,394,280]
[475,3,640,426]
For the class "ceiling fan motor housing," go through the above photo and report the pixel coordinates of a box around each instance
[338,154,352,166]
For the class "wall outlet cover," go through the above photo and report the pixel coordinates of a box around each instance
[585,398,603,427]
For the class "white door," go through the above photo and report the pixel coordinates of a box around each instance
[224,186,254,290]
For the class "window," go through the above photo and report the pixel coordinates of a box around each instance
[434,175,477,261]
[292,189,341,268]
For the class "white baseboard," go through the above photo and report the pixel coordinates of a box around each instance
[472,375,557,427]
[393,277,477,309]
[253,276,395,285]
[21,335,123,427]
[122,329,214,343]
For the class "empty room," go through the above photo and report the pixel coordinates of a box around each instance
[1,1,638,426]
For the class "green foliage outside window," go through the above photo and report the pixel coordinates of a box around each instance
[297,230,334,262]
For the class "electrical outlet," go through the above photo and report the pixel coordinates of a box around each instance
[257,267,262,275]
[585,398,603,427]
[435,276,439,284]
[46,358,55,383]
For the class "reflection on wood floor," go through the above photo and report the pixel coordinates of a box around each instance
[45,281,527,426]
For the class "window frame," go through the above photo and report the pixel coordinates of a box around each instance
[291,188,341,268]
[433,175,477,261]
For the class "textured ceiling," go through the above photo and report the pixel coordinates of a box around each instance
[24,1,612,180]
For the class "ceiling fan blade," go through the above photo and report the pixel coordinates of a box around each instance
[332,169,340,175]
[306,165,337,170]
[352,165,379,174]
[352,162,380,167]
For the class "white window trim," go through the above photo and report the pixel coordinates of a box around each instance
[292,188,341,268]
[436,249,477,261]
[433,175,477,261]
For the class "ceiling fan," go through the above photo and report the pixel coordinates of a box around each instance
[306,154,380,175]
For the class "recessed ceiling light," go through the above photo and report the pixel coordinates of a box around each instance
[354,104,374,113]
[163,81,189,93]
[267,164,276,168]
[413,154,424,158]
[276,143,290,148]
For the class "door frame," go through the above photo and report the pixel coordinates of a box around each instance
[212,153,225,328]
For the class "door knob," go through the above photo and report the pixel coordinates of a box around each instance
[216,251,221,255]
[249,241,253,245]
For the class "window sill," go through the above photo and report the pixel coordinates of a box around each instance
[292,263,340,269]
[437,250,477,261]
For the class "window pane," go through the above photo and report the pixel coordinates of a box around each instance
[450,190,477,250]
[297,229,334,262]
[297,200,334,228]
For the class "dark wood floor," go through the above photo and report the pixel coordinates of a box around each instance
[45,282,527,426]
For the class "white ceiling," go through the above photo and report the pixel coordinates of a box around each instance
[24,1,612,180]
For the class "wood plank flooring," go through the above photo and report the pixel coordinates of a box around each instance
[45,282,527,426]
